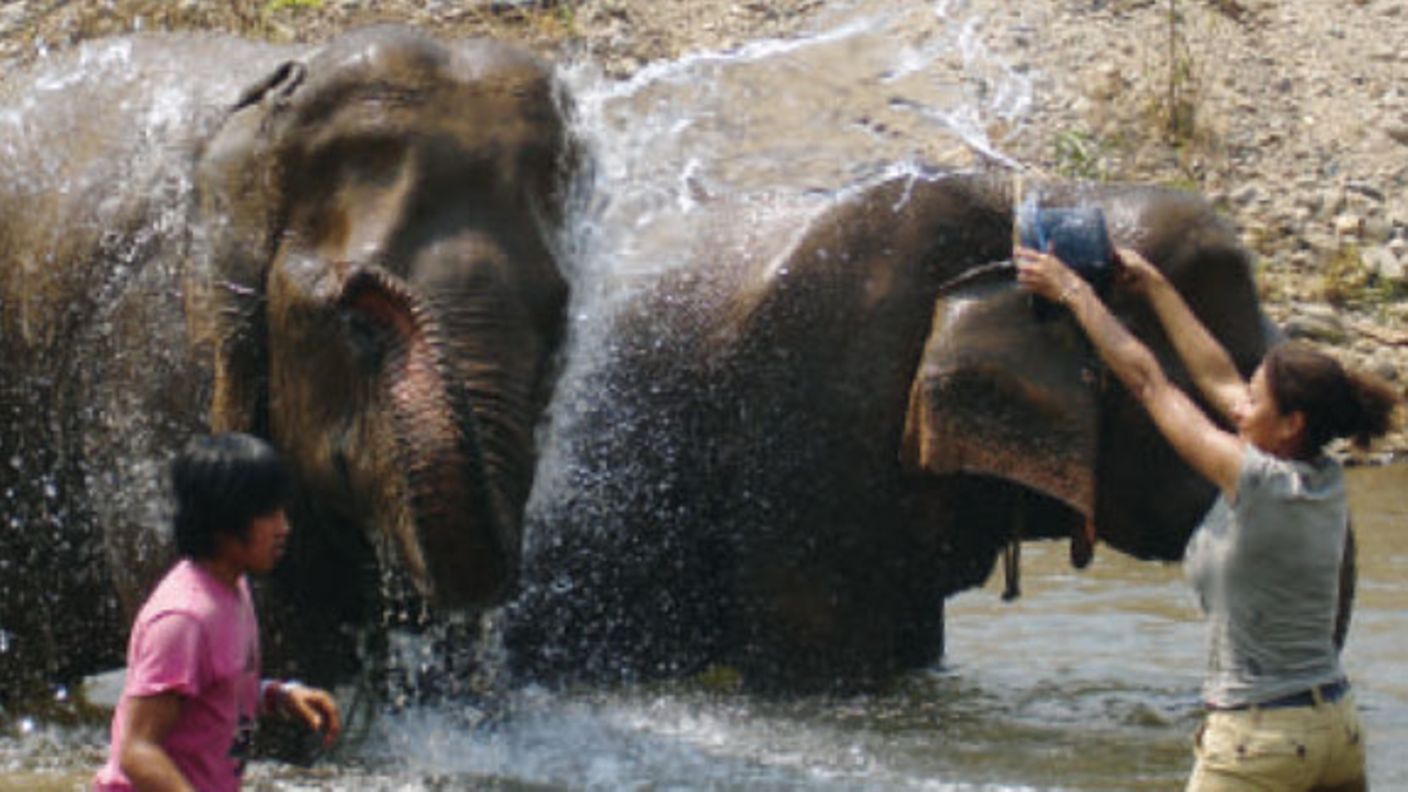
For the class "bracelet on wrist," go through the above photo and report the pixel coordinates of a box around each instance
[261,679,305,710]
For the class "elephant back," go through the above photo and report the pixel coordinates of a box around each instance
[0,33,292,696]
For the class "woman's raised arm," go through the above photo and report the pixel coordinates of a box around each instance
[1015,246,1245,497]
[1112,247,1249,425]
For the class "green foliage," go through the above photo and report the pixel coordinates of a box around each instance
[1316,242,1408,307]
[1321,243,1367,306]
[1052,130,1108,181]
[1159,0,1199,146]
[554,1,578,33]
[263,0,323,15]
[1161,175,1201,193]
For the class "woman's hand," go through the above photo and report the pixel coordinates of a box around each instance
[1112,246,1164,296]
[1014,245,1086,306]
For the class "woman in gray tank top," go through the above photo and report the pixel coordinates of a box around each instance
[1016,243,1400,792]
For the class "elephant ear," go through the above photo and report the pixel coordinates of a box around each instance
[186,59,307,434]
[899,180,1269,568]
[900,277,1100,551]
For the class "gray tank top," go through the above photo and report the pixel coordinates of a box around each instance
[1183,444,1347,708]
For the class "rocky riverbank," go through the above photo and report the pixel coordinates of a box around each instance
[4,0,1405,455]
[966,0,1408,459]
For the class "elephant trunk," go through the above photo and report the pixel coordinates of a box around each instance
[341,269,512,607]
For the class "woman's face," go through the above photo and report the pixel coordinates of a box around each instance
[1234,364,1304,457]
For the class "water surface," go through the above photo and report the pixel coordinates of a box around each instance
[5,2,1404,789]
[5,463,1403,791]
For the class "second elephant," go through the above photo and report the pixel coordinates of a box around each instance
[509,170,1279,691]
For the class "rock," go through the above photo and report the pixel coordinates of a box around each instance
[1305,231,1338,254]
[1364,216,1394,244]
[1,0,1405,464]
[1231,184,1265,206]
[1319,188,1346,217]
[1346,182,1387,203]
[1282,304,1349,344]
[1370,352,1400,382]
[1364,246,1405,283]
[1334,214,1364,238]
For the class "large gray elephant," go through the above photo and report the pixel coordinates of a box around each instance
[508,170,1281,691]
[0,26,576,696]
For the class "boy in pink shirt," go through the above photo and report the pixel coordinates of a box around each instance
[94,433,340,792]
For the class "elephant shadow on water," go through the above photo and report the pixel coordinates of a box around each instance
[0,23,1332,705]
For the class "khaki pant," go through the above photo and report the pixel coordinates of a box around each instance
[1187,692,1367,791]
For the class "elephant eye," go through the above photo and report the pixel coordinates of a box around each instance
[340,308,386,366]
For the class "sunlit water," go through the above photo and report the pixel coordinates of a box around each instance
[6,1,1405,790]
[6,463,1404,790]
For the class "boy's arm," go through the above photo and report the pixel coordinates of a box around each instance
[119,692,195,792]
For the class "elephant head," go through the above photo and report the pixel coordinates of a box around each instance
[902,180,1270,565]
[509,170,1273,691]
[187,26,575,622]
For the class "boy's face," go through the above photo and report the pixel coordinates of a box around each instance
[227,508,291,576]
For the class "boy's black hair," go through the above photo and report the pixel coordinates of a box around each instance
[171,433,292,559]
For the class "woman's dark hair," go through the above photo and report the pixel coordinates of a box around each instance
[171,433,291,559]
[1264,341,1403,456]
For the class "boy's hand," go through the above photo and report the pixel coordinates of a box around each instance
[279,683,343,747]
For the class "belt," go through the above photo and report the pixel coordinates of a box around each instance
[1206,678,1350,712]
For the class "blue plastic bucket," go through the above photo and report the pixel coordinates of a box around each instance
[1018,205,1113,290]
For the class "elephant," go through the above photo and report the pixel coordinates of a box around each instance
[507,169,1287,692]
[0,25,577,698]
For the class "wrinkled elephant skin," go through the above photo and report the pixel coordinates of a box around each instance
[511,173,1271,691]
[0,26,574,689]
[905,184,1270,562]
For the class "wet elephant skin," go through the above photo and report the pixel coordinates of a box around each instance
[509,173,1272,692]
[0,26,576,692]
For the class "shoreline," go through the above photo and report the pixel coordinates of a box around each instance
[4,0,1404,454]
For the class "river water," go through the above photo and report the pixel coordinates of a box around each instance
[4,1,1406,789]
[4,462,1405,790]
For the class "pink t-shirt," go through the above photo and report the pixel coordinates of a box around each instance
[94,559,261,792]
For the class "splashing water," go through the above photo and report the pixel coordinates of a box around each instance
[20,3,1408,791]
[557,0,1029,284]
[528,0,1030,523]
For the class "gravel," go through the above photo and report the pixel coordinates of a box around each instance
[4,0,1405,454]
